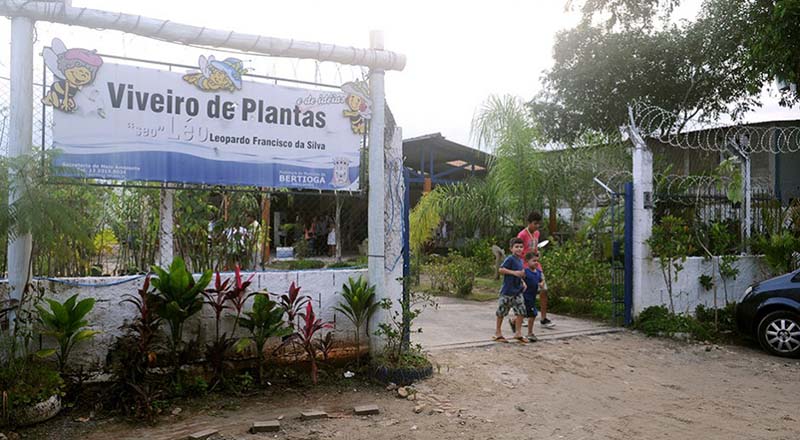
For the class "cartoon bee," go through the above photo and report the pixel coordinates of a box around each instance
[183,55,246,92]
[42,38,103,113]
[341,81,371,135]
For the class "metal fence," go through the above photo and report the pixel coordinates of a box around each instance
[653,174,779,252]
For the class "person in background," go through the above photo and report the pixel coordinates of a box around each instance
[328,223,337,257]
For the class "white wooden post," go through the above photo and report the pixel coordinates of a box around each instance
[6,16,34,330]
[628,107,653,318]
[158,187,174,267]
[367,31,387,353]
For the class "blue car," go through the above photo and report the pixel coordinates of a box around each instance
[736,268,800,358]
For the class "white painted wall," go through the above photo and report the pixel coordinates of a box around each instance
[635,256,770,316]
[4,268,367,371]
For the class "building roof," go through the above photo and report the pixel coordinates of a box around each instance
[403,133,492,180]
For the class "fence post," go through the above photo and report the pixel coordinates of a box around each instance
[158,187,174,267]
[6,16,34,331]
[367,30,387,354]
[628,106,653,318]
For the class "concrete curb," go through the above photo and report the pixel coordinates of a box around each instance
[426,327,625,351]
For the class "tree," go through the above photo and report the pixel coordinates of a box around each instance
[531,20,761,142]
[472,95,544,221]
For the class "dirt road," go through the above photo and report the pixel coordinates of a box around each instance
[31,332,800,439]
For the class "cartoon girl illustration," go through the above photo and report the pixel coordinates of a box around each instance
[341,81,372,135]
[183,55,246,92]
[42,38,103,113]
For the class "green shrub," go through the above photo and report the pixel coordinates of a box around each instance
[634,306,698,337]
[635,305,738,341]
[540,239,610,306]
[289,259,325,270]
[424,252,478,297]
[293,238,310,259]
[753,231,800,275]
[326,258,367,269]
[460,238,495,277]
[444,253,479,297]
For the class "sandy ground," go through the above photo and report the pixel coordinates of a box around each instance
[27,331,797,440]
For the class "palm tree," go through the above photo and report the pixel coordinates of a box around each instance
[471,95,544,222]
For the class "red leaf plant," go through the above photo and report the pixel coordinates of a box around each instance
[277,281,310,329]
[225,265,256,337]
[120,275,161,367]
[293,302,333,384]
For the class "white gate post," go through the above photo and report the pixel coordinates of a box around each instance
[367,31,387,353]
[159,187,175,268]
[7,16,35,330]
[628,107,653,317]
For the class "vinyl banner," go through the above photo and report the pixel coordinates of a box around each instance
[49,55,365,190]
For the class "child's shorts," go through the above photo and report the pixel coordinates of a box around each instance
[523,294,538,318]
[496,294,525,318]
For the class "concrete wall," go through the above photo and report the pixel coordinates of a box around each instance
[8,268,367,371]
[635,256,770,316]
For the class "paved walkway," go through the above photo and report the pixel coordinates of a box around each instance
[414,296,621,350]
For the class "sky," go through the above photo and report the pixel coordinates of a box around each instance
[1,0,797,148]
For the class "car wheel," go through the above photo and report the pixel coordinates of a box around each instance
[757,311,800,358]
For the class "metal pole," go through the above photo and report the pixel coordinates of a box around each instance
[7,16,34,330]
[159,187,175,267]
[367,30,386,353]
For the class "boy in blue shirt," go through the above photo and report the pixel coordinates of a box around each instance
[495,237,528,343]
[521,251,544,341]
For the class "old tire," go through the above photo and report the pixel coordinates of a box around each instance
[372,363,433,386]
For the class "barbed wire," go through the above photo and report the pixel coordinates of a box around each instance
[632,102,800,154]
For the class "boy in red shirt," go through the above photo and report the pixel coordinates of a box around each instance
[515,211,555,329]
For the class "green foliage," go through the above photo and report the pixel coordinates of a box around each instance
[635,304,738,341]
[648,215,695,313]
[334,277,379,366]
[634,306,699,337]
[472,95,543,219]
[698,274,714,292]
[437,179,508,240]
[0,360,63,422]
[409,189,444,255]
[293,237,310,259]
[424,253,479,298]
[460,238,496,277]
[326,258,367,269]
[444,254,479,298]
[237,293,292,384]
[540,239,611,314]
[374,288,436,369]
[753,231,800,275]
[533,1,765,143]
[151,257,212,360]
[35,293,100,372]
